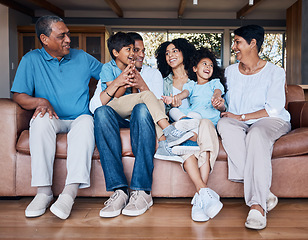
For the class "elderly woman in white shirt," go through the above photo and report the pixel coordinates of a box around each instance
[217,25,291,230]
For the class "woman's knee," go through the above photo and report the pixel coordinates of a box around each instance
[217,117,232,133]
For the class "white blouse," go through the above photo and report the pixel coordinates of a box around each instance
[225,62,290,124]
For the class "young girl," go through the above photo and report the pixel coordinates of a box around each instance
[162,47,227,154]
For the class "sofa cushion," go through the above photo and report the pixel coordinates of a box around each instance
[16,127,308,161]
[16,128,135,159]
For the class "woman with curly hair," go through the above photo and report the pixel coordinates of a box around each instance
[162,47,227,127]
[155,40,224,223]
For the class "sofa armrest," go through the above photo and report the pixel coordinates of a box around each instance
[0,98,33,196]
[288,101,308,129]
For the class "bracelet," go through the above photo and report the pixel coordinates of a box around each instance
[105,90,113,98]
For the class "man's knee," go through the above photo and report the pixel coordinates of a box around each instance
[30,114,55,132]
[94,105,114,125]
[131,103,152,121]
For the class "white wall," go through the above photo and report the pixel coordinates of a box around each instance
[9,9,32,93]
[0,5,10,98]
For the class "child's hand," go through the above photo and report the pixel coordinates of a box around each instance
[161,95,173,105]
[211,95,225,111]
[114,63,136,88]
[171,95,182,107]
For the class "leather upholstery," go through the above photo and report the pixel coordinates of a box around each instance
[1,85,308,197]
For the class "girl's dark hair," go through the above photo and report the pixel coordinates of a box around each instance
[155,38,196,78]
[188,47,227,94]
[234,25,264,53]
[107,32,134,60]
[35,15,64,46]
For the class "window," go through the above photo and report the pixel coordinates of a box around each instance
[137,31,223,68]
[230,32,286,68]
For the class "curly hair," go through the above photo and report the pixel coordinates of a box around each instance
[188,47,227,94]
[155,38,196,78]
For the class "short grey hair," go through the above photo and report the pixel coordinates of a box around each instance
[35,15,64,46]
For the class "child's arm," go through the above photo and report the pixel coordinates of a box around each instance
[99,64,135,105]
[211,89,226,112]
[161,89,189,107]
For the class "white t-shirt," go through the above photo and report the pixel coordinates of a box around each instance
[225,62,290,124]
[89,64,164,114]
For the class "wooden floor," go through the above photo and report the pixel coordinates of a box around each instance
[0,197,307,240]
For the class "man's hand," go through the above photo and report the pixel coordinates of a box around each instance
[33,98,59,119]
[12,93,59,119]
[133,70,149,91]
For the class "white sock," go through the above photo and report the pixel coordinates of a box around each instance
[62,183,79,200]
[37,186,53,196]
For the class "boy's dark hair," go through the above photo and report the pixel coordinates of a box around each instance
[188,47,227,94]
[35,15,64,46]
[234,25,264,53]
[127,32,143,42]
[107,32,134,60]
[155,38,196,78]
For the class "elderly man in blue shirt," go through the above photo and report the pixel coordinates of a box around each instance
[11,16,102,220]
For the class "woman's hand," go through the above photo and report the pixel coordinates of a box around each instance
[221,112,241,121]
[161,95,173,105]
[171,95,182,107]
[212,96,225,112]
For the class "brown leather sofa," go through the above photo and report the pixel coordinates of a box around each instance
[1,85,308,198]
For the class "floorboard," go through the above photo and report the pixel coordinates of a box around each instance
[0,197,307,239]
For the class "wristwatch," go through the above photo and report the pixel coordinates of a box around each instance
[241,114,246,121]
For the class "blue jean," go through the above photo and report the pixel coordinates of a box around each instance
[94,103,155,192]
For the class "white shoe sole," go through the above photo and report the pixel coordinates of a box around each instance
[154,153,184,163]
[25,208,47,218]
[168,131,194,147]
[50,204,69,220]
[174,119,199,132]
[99,208,122,218]
[245,209,267,230]
[122,200,153,217]
[172,145,200,155]
[206,201,223,219]
[25,194,53,218]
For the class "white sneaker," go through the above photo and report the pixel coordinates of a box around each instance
[172,145,200,155]
[50,194,74,220]
[199,188,223,218]
[100,190,128,218]
[174,118,200,132]
[122,190,153,216]
[245,209,267,230]
[25,193,53,218]
[266,191,278,212]
[191,193,210,222]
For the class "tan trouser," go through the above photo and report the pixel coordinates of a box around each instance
[181,118,219,171]
[107,90,168,139]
